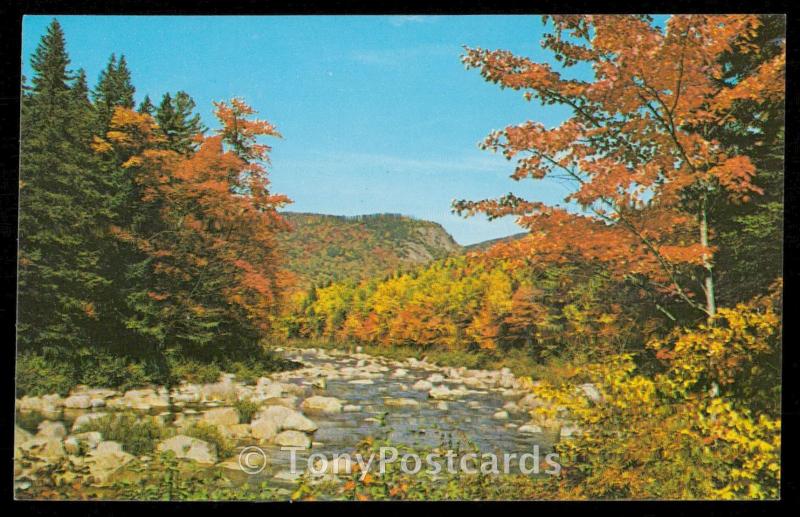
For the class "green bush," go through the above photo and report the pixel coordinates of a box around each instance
[233,398,261,424]
[75,413,169,456]
[166,357,222,384]
[15,352,75,397]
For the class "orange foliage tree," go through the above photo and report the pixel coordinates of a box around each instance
[95,99,291,358]
[455,15,785,319]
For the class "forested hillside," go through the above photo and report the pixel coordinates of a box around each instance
[277,212,461,288]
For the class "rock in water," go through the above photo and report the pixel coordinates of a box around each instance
[411,380,433,391]
[274,430,311,448]
[518,423,543,434]
[300,396,343,414]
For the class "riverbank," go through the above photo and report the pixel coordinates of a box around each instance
[15,346,580,500]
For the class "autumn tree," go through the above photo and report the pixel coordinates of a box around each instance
[95,99,290,361]
[455,15,785,320]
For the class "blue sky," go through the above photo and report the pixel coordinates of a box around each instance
[22,15,592,245]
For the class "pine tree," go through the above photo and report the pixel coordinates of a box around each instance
[137,94,155,116]
[93,53,136,129]
[18,20,111,355]
[155,91,205,154]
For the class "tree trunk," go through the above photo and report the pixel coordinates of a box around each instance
[700,199,717,319]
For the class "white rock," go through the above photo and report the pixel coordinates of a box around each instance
[518,424,543,434]
[202,407,240,427]
[274,430,311,448]
[157,435,217,464]
[428,373,445,383]
[411,380,433,391]
[391,368,408,378]
[86,441,135,482]
[493,410,510,420]
[36,420,66,438]
[301,396,343,414]
[64,394,92,409]
[283,411,318,433]
[19,437,66,460]
[384,397,420,408]
[71,412,108,432]
[251,418,280,442]
[576,383,603,403]
[343,404,362,412]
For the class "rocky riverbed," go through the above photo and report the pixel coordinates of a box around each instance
[15,347,584,498]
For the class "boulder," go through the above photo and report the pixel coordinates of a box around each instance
[428,373,445,383]
[202,407,240,427]
[64,394,92,409]
[223,423,252,440]
[255,405,317,432]
[411,380,433,391]
[283,411,318,433]
[492,410,510,420]
[157,435,217,464]
[19,437,66,460]
[343,404,362,412]
[384,397,420,408]
[576,383,603,404]
[251,418,280,442]
[64,431,103,454]
[71,412,108,432]
[518,423,543,434]
[391,368,408,378]
[301,396,343,414]
[14,425,33,447]
[428,385,463,400]
[274,430,311,449]
[86,441,135,483]
[36,420,67,439]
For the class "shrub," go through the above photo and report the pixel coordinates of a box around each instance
[233,398,261,424]
[528,295,782,500]
[15,352,75,397]
[75,413,169,456]
[167,357,222,384]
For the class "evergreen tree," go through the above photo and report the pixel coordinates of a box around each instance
[18,20,111,355]
[92,53,136,129]
[137,94,155,116]
[711,14,785,305]
[155,91,205,154]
